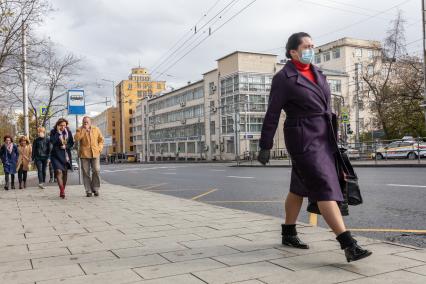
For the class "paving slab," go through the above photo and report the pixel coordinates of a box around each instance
[0,183,423,284]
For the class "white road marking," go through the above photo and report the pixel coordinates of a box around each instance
[387,184,426,188]
[211,169,226,172]
[226,176,254,179]
[161,173,177,175]
[103,166,179,173]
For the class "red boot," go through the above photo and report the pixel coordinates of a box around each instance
[59,186,65,199]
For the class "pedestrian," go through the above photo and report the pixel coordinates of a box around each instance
[74,116,104,197]
[258,32,372,262]
[16,136,32,189]
[32,127,51,189]
[0,135,19,190]
[50,118,74,199]
[48,161,56,183]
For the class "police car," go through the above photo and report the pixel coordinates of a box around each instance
[373,138,426,160]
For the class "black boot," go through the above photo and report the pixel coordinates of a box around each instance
[336,231,372,262]
[281,224,309,249]
[4,181,9,190]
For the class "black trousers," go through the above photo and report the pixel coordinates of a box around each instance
[35,159,48,183]
[18,165,27,183]
[4,173,15,185]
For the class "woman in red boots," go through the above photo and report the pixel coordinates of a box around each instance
[49,118,74,198]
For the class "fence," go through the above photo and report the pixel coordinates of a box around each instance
[237,137,426,166]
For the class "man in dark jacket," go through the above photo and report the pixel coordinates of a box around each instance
[32,127,51,189]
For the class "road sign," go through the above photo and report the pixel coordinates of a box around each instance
[104,136,113,146]
[39,106,50,116]
[341,113,349,123]
[67,90,86,115]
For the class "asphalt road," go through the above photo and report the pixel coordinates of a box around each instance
[95,163,426,248]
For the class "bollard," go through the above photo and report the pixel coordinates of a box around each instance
[309,213,318,226]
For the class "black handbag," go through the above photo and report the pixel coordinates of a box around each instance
[306,114,363,216]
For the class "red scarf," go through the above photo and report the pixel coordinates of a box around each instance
[292,59,317,84]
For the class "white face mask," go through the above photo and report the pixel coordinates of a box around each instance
[299,48,315,64]
[39,133,45,138]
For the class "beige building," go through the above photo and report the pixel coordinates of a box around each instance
[115,67,166,156]
[91,107,118,156]
[314,37,382,142]
[131,46,371,161]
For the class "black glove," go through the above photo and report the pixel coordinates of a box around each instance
[257,149,270,165]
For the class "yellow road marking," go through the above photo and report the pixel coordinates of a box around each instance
[309,213,318,226]
[138,183,168,190]
[204,200,282,203]
[191,188,219,201]
[349,228,426,234]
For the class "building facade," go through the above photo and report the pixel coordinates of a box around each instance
[129,40,378,161]
[115,67,166,156]
[91,107,118,156]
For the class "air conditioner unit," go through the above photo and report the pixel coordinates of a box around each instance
[211,107,217,113]
[180,101,186,107]
[181,119,187,125]
[211,85,217,92]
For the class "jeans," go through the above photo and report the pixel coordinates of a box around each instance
[35,159,48,183]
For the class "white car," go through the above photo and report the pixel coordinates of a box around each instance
[373,140,426,160]
[71,160,79,170]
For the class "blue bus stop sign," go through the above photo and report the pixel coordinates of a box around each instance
[67,89,86,115]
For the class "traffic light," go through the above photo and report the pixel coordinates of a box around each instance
[346,124,353,135]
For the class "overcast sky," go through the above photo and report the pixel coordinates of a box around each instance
[35,0,422,120]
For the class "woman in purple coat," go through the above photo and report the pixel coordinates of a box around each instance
[258,32,371,262]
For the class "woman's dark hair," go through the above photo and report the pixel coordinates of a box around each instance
[285,32,311,59]
[55,118,69,128]
[3,135,13,142]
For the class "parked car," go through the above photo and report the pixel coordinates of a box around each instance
[71,159,79,171]
[372,140,426,160]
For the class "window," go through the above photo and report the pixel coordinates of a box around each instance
[129,109,133,115]
[358,100,364,111]
[112,130,115,135]
[130,146,134,151]
[210,121,215,135]
[323,52,331,62]
[355,48,362,57]
[129,118,132,124]
[332,48,340,59]
[367,49,374,59]
[157,83,162,89]
[129,127,133,133]
[314,54,321,64]
[112,121,115,127]
[367,64,374,75]
[137,91,142,97]
[328,79,341,93]
[128,83,132,90]
[209,82,215,95]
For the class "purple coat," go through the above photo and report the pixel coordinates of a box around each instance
[259,61,343,202]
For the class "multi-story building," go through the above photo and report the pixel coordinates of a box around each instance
[91,107,118,156]
[314,37,382,142]
[134,80,205,162]
[131,44,375,161]
[115,67,166,156]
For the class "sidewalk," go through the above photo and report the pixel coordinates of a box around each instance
[0,184,425,284]
[237,159,426,167]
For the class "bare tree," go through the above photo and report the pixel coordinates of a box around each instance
[361,10,426,138]
[5,39,82,129]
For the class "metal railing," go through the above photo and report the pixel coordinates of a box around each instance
[236,137,426,166]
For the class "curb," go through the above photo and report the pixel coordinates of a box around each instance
[233,163,426,168]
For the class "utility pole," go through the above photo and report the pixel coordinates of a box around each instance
[355,63,360,147]
[22,22,29,137]
[422,0,426,129]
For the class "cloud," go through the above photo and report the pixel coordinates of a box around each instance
[32,0,421,118]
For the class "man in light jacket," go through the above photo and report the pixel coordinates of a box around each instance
[74,116,104,197]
